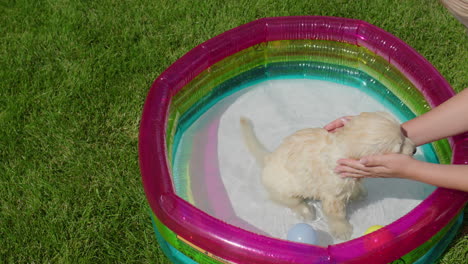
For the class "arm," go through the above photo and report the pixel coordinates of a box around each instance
[402,88,468,146]
[335,155,468,192]
[324,89,468,145]
[409,162,468,191]
[326,89,468,192]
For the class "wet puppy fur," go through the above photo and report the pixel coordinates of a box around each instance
[240,112,415,240]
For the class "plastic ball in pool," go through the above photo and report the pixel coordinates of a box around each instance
[287,223,318,245]
[364,225,384,235]
[363,226,395,250]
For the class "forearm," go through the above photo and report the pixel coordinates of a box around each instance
[402,88,468,146]
[403,160,468,192]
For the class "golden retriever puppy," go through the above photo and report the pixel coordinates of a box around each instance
[240,112,415,240]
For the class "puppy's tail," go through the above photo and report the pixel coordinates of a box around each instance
[240,117,270,167]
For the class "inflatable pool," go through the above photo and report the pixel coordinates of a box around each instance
[139,16,467,264]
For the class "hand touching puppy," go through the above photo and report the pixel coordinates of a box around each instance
[241,112,415,240]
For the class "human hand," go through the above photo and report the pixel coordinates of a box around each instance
[323,116,353,133]
[334,153,417,179]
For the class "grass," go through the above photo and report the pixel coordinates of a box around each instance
[1,0,466,263]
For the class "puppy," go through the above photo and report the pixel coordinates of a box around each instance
[240,112,415,240]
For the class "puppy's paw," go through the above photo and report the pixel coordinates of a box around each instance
[293,204,316,222]
[330,221,353,240]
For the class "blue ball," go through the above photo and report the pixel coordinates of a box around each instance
[287,223,318,245]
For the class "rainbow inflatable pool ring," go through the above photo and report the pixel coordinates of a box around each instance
[139,16,467,264]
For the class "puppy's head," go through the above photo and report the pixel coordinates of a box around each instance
[337,112,416,159]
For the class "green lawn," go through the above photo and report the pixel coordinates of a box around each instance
[1,0,467,263]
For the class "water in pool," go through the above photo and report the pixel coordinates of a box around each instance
[172,78,436,246]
